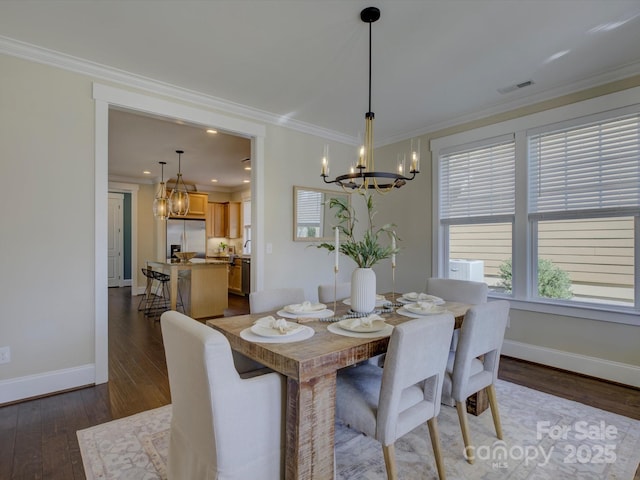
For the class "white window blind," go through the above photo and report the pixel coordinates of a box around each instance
[440,137,515,220]
[296,190,323,225]
[529,113,640,214]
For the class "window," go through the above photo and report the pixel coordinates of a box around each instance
[528,112,639,306]
[432,92,640,321]
[439,136,515,293]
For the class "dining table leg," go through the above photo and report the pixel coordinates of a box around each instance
[285,372,336,480]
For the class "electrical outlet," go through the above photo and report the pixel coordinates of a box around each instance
[0,346,10,364]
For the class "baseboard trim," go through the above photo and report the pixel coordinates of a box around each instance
[502,340,640,388]
[0,364,95,405]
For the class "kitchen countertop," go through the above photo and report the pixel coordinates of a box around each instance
[154,258,229,266]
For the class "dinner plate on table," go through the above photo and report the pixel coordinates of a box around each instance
[398,293,445,305]
[401,303,448,316]
[283,302,326,314]
[337,318,388,333]
[343,296,390,308]
[251,321,305,337]
[277,308,334,319]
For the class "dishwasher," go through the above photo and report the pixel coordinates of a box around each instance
[241,258,251,295]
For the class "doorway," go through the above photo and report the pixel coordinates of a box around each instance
[107,193,124,287]
[93,83,266,384]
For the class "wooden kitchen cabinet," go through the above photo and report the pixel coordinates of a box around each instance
[169,192,208,219]
[206,202,228,237]
[206,201,241,238]
[227,202,242,239]
[228,259,242,294]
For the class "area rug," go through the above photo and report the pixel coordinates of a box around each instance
[78,380,640,479]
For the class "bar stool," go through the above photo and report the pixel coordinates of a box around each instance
[137,268,156,313]
[147,270,185,320]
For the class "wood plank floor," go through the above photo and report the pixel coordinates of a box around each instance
[1,286,638,479]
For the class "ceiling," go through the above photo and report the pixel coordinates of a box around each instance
[2,1,640,187]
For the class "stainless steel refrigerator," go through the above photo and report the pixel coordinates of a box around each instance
[166,219,207,260]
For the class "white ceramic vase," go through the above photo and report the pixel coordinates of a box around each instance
[350,267,376,313]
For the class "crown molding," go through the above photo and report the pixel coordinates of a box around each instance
[379,60,640,147]
[0,35,357,146]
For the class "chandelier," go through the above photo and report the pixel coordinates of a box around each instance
[152,161,169,220]
[321,6,419,193]
[169,149,190,216]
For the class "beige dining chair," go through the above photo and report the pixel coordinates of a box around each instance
[440,300,510,464]
[249,287,306,314]
[161,310,285,479]
[336,313,455,480]
[426,277,489,367]
[318,282,351,303]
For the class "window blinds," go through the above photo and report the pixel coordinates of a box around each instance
[296,190,323,225]
[529,113,640,214]
[440,137,515,220]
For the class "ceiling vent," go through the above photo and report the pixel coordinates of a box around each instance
[497,80,535,95]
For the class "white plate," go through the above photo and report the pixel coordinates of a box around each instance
[343,297,390,307]
[403,303,447,316]
[250,322,304,337]
[337,318,388,333]
[283,302,326,314]
[277,309,334,319]
[400,294,444,305]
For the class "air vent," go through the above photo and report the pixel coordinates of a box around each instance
[497,80,535,95]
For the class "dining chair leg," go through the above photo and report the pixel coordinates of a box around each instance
[487,384,503,440]
[382,443,398,479]
[427,417,447,480]
[456,401,474,464]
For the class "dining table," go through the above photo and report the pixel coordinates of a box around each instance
[206,293,477,480]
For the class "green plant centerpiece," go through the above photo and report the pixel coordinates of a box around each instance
[317,191,398,312]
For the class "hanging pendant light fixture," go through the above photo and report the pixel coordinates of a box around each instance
[152,161,169,220]
[321,6,419,193]
[169,149,190,216]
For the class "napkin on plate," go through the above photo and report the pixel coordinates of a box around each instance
[404,292,444,303]
[408,301,436,313]
[343,313,384,330]
[254,315,301,334]
[286,300,322,313]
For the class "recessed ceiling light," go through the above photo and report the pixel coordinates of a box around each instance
[244,166,251,171]
[243,179,250,183]
[206,129,218,134]
[143,170,151,175]
[211,179,218,183]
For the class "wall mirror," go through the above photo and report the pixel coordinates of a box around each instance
[293,186,350,242]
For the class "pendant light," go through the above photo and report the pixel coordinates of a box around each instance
[152,161,169,220]
[321,6,419,193]
[169,149,190,216]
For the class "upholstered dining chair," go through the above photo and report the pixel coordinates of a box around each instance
[318,282,351,303]
[161,311,285,479]
[426,277,489,362]
[336,314,455,480]
[440,300,510,464]
[249,287,306,314]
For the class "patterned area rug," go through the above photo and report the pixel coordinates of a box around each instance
[78,380,640,479]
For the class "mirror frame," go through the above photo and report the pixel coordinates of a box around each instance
[293,186,350,242]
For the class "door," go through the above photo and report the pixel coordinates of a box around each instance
[108,193,124,287]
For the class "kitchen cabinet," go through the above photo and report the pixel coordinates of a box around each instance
[207,202,227,238]
[169,192,208,219]
[206,201,241,238]
[228,258,243,294]
[227,202,242,239]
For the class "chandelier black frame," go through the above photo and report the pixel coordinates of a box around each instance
[322,6,419,192]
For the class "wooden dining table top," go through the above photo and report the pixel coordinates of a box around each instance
[206,293,469,382]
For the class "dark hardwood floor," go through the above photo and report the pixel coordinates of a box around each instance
[1,286,638,479]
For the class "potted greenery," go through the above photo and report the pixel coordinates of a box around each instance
[317,191,398,312]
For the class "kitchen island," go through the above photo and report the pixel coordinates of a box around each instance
[147,258,228,319]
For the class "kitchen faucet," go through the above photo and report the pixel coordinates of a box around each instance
[243,239,251,249]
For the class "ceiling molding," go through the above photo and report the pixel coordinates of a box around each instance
[379,60,640,147]
[4,34,640,150]
[0,35,357,146]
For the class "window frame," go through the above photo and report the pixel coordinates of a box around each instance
[431,86,640,326]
